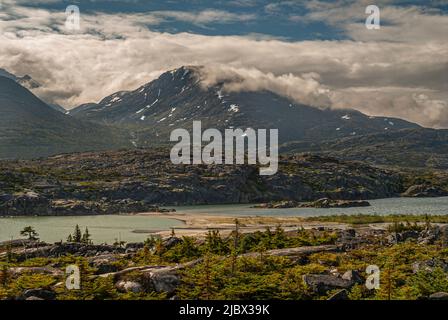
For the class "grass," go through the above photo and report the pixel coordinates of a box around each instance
[305,214,446,225]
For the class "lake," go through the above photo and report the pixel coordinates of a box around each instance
[1,197,448,244]
[171,197,448,217]
[0,215,184,244]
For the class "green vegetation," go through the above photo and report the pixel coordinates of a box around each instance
[305,214,448,225]
[66,225,92,244]
[20,226,39,241]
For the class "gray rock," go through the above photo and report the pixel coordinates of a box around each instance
[327,289,349,300]
[25,296,44,301]
[164,237,182,249]
[90,257,120,275]
[22,288,56,300]
[303,274,354,294]
[429,292,448,300]
[342,270,364,285]
[402,185,448,198]
[116,280,144,293]
[412,258,448,273]
[151,272,180,294]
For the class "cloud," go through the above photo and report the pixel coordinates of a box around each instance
[199,65,332,108]
[0,1,447,129]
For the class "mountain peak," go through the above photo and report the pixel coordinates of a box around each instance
[0,68,41,89]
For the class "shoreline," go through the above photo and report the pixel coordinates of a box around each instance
[138,211,352,238]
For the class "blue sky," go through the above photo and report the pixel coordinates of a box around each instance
[16,0,448,41]
[1,0,447,127]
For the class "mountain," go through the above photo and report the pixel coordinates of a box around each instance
[0,68,41,89]
[0,76,132,159]
[280,128,448,169]
[70,66,420,146]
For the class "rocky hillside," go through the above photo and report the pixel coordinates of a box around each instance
[281,128,448,169]
[70,66,419,146]
[0,148,414,214]
[0,76,133,159]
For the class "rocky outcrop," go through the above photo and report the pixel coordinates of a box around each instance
[402,185,448,198]
[243,245,339,259]
[254,198,370,209]
[0,191,50,216]
[327,289,349,300]
[116,281,144,294]
[0,193,173,216]
[387,225,448,245]
[429,292,448,300]
[299,198,371,208]
[13,243,126,261]
[21,288,56,300]
[412,258,448,273]
[303,274,354,294]
[0,150,407,213]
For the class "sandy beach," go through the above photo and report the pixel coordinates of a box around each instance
[138,212,352,238]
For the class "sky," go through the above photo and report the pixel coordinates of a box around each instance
[0,0,447,128]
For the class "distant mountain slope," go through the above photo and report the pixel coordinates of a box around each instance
[0,68,41,89]
[70,66,420,146]
[280,128,448,169]
[0,76,132,159]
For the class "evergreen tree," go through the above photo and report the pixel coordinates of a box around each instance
[82,227,92,244]
[20,226,39,240]
[67,234,73,243]
[73,225,82,243]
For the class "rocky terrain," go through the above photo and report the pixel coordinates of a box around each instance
[281,128,448,169]
[1,220,448,300]
[0,148,435,216]
[0,191,173,216]
[254,198,371,209]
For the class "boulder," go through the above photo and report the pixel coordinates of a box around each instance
[412,258,448,273]
[429,292,448,300]
[89,256,120,275]
[164,237,182,249]
[303,274,354,294]
[327,289,349,300]
[341,270,364,285]
[150,271,180,294]
[25,296,44,301]
[22,288,56,300]
[116,280,144,294]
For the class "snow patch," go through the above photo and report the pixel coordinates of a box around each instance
[229,104,240,113]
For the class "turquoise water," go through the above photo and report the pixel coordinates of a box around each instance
[2,197,448,244]
[171,197,448,217]
[0,215,183,244]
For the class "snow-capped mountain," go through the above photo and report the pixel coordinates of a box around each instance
[71,66,420,146]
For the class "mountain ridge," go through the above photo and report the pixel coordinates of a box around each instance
[70,66,421,146]
[0,76,132,159]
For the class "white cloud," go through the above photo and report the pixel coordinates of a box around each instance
[0,1,447,128]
